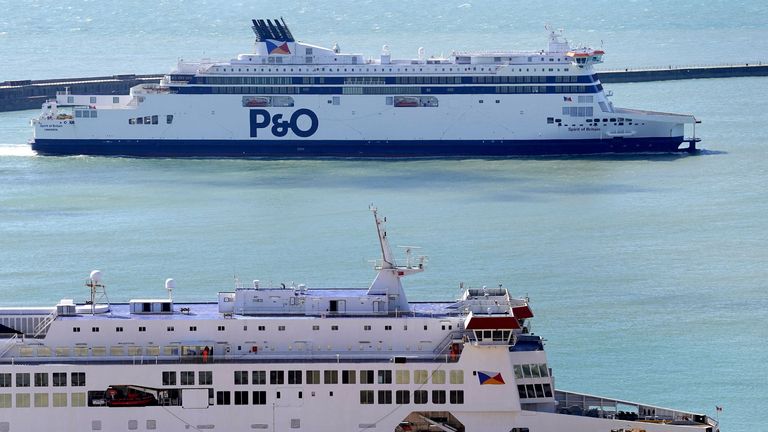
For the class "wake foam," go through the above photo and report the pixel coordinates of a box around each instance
[0,144,36,157]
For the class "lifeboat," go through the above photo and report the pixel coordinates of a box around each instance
[245,97,270,107]
[394,97,419,107]
[105,386,157,407]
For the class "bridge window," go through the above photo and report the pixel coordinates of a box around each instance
[0,373,10,387]
[270,371,284,385]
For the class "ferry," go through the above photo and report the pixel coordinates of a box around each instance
[31,19,700,157]
[0,208,718,431]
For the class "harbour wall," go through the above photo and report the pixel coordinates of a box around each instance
[1,64,766,112]
[597,63,768,83]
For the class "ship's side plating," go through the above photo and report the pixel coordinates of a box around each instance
[31,20,698,156]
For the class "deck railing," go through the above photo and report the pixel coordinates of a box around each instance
[554,389,717,429]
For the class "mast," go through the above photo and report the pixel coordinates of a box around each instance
[367,206,425,312]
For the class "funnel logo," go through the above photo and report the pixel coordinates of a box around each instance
[266,39,291,55]
[477,371,505,385]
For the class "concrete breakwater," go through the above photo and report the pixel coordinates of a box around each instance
[1,63,766,112]
[0,75,163,112]
[597,63,767,83]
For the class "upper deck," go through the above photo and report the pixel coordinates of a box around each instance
[167,19,603,81]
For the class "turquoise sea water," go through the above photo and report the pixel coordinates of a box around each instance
[2,2,768,431]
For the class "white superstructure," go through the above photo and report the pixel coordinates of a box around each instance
[32,19,699,157]
[0,208,718,432]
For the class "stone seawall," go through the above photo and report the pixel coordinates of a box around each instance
[598,64,768,83]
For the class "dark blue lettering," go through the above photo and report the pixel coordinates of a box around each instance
[290,109,319,138]
[249,109,319,138]
[249,109,270,137]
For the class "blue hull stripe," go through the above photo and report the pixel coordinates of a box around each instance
[32,137,689,157]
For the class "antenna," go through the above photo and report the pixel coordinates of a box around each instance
[165,278,176,301]
[370,205,395,268]
[85,270,109,315]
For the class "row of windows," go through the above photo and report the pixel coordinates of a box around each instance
[360,389,464,405]
[0,373,84,388]
[513,364,550,379]
[74,109,97,118]
[562,106,595,117]
[217,390,268,405]
[517,383,554,399]
[127,115,173,125]
[208,63,574,74]
[73,322,446,334]
[0,392,87,408]
[162,371,212,386]
[193,74,592,86]
[65,96,121,104]
[212,388,466,407]
[547,117,638,126]
[229,369,464,385]
[177,84,600,96]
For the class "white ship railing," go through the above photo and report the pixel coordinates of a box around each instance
[32,310,57,338]
[0,349,465,365]
[554,389,717,429]
[0,334,19,358]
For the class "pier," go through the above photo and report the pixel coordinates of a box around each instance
[597,62,768,83]
[1,63,766,112]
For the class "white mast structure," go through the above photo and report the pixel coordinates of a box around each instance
[366,206,425,313]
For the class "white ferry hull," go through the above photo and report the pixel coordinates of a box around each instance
[32,94,691,157]
[31,20,700,158]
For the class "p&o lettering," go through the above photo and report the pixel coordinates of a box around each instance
[249,109,319,138]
